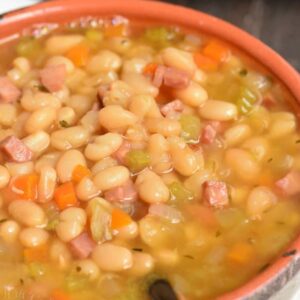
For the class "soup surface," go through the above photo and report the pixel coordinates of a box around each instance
[0,16,299,300]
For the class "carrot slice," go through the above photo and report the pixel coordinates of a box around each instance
[104,24,127,37]
[24,244,49,262]
[202,40,231,63]
[227,242,254,264]
[54,182,78,210]
[111,208,132,230]
[65,43,90,67]
[10,174,38,201]
[72,165,91,183]
[51,289,72,300]
[143,63,158,77]
[194,52,219,72]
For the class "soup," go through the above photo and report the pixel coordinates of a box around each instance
[0,15,299,300]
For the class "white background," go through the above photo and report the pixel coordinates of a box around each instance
[1,1,300,299]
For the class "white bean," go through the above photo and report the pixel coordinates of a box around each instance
[129,252,154,276]
[46,35,84,55]
[38,166,57,203]
[73,259,100,280]
[46,56,75,74]
[93,166,130,191]
[269,112,296,139]
[92,243,133,271]
[84,133,123,161]
[76,177,100,201]
[0,104,17,127]
[51,126,90,150]
[25,107,56,134]
[0,165,10,188]
[136,169,169,204]
[247,186,277,219]
[8,200,47,227]
[56,207,86,242]
[174,82,208,107]
[57,107,76,127]
[161,47,196,75]
[50,239,72,269]
[21,91,61,112]
[56,149,86,183]
[80,111,101,133]
[87,50,122,73]
[0,220,20,243]
[224,124,252,147]
[19,228,49,248]
[22,131,50,156]
[198,100,238,121]
[5,161,34,176]
[225,148,261,183]
[99,105,138,131]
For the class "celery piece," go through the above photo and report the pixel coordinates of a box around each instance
[27,262,46,278]
[143,27,177,47]
[169,181,194,203]
[215,208,245,230]
[180,114,201,143]
[85,28,103,43]
[16,37,41,58]
[236,86,257,115]
[88,198,112,243]
[65,274,90,292]
[126,150,150,173]
[45,218,59,231]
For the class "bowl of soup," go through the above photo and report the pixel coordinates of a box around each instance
[0,0,299,299]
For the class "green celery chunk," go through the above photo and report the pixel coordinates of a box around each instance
[126,150,150,173]
[27,262,46,278]
[236,86,257,115]
[215,208,245,230]
[16,37,41,58]
[143,27,177,47]
[64,274,90,292]
[85,28,103,43]
[180,114,201,143]
[88,198,112,243]
[169,181,194,203]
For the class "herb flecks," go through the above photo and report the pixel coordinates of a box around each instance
[183,254,194,260]
[296,139,300,144]
[0,219,7,224]
[239,69,248,76]
[282,249,297,257]
[259,263,270,273]
[267,158,273,163]
[59,120,70,128]
[132,248,143,252]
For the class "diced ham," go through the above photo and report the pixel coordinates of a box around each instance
[201,124,217,145]
[201,121,224,145]
[163,67,190,89]
[152,65,190,89]
[40,64,66,93]
[275,171,300,196]
[149,203,183,224]
[203,180,229,208]
[186,204,218,228]
[0,136,33,162]
[69,232,96,259]
[262,93,276,109]
[160,100,184,117]
[152,65,166,88]
[104,180,137,202]
[0,76,21,103]
[112,140,131,164]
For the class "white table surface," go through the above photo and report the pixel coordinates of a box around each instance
[1,1,300,299]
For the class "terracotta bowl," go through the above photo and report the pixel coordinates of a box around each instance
[1,0,300,299]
